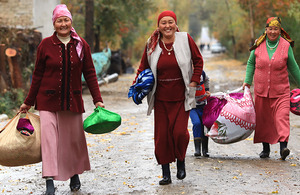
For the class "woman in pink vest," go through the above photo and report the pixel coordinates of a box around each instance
[132,10,203,185]
[243,17,300,160]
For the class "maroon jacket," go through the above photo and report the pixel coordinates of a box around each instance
[24,33,103,113]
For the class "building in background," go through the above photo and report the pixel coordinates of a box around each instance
[0,0,60,38]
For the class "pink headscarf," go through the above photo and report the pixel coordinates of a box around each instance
[147,10,179,55]
[52,4,84,61]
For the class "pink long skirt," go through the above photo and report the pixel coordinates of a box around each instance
[39,111,90,181]
[254,94,290,144]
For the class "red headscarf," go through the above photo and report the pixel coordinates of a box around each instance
[147,10,179,55]
[249,17,294,51]
[157,10,177,26]
[52,4,84,61]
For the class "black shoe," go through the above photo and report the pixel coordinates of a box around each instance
[45,191,55,195]
[202,136,209,157]
[259,151,270,158]
[159,164,171,185]
[202,149,209,157]
[159,176,172,185]
[176,160,186,180]
[177,169,186,180]
[70,174,81,192]
[45,179,55,195]
[194,139,201,156]
[280,148,290,161]
[194,152,201,157]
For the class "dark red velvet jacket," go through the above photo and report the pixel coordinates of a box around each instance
[24,33,103,113]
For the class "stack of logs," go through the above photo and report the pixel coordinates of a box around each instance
[0,47,22,89]
[0,29,42,93]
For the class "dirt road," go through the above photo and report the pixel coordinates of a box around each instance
[1,50,300,194]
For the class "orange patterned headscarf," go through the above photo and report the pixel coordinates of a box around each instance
[249,17,294,51]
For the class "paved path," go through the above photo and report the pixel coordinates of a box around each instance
[1,50,300,194]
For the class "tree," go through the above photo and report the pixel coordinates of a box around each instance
[238,0,294,43]
[225,0,237,59]
[85,0,94,52]
[203,0,249,58]
[286,1,300,66]
[238,0,255,45]
[93,0,155,51]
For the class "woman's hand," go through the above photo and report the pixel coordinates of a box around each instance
[95,101,105,108]
[206,91,211,97]
[243,83,251,90]
[189,82,197,87]
[19,103,31,113]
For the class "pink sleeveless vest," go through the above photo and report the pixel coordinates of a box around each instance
[254,37,290,98]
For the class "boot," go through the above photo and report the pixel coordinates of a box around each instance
[194,139,201,156]
[176,159,186,180]
[45,178,55,195]
[159,164,171,185]
[259,142,270,158]
[202,136,209,157]
[70,174,81,191]
[280,142,290,161]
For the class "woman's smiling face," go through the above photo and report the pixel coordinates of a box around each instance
[54,16,72,37]
[158,16,176,39]
[266,26,281,41]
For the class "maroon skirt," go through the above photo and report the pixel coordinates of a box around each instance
[154,99,190,164]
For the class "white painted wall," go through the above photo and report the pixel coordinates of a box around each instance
[33,0,61,38]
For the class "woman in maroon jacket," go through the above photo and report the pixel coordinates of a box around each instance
[19,4,104,195]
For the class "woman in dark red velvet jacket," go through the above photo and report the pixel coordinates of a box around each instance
[19,4,104,195]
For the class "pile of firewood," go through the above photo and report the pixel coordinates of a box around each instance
[0,28,42,93]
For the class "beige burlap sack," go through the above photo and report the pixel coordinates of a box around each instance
[0,112,41,166]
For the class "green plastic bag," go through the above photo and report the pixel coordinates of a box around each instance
[83,107,121,134]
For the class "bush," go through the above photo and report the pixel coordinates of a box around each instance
[0,89,25,117]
